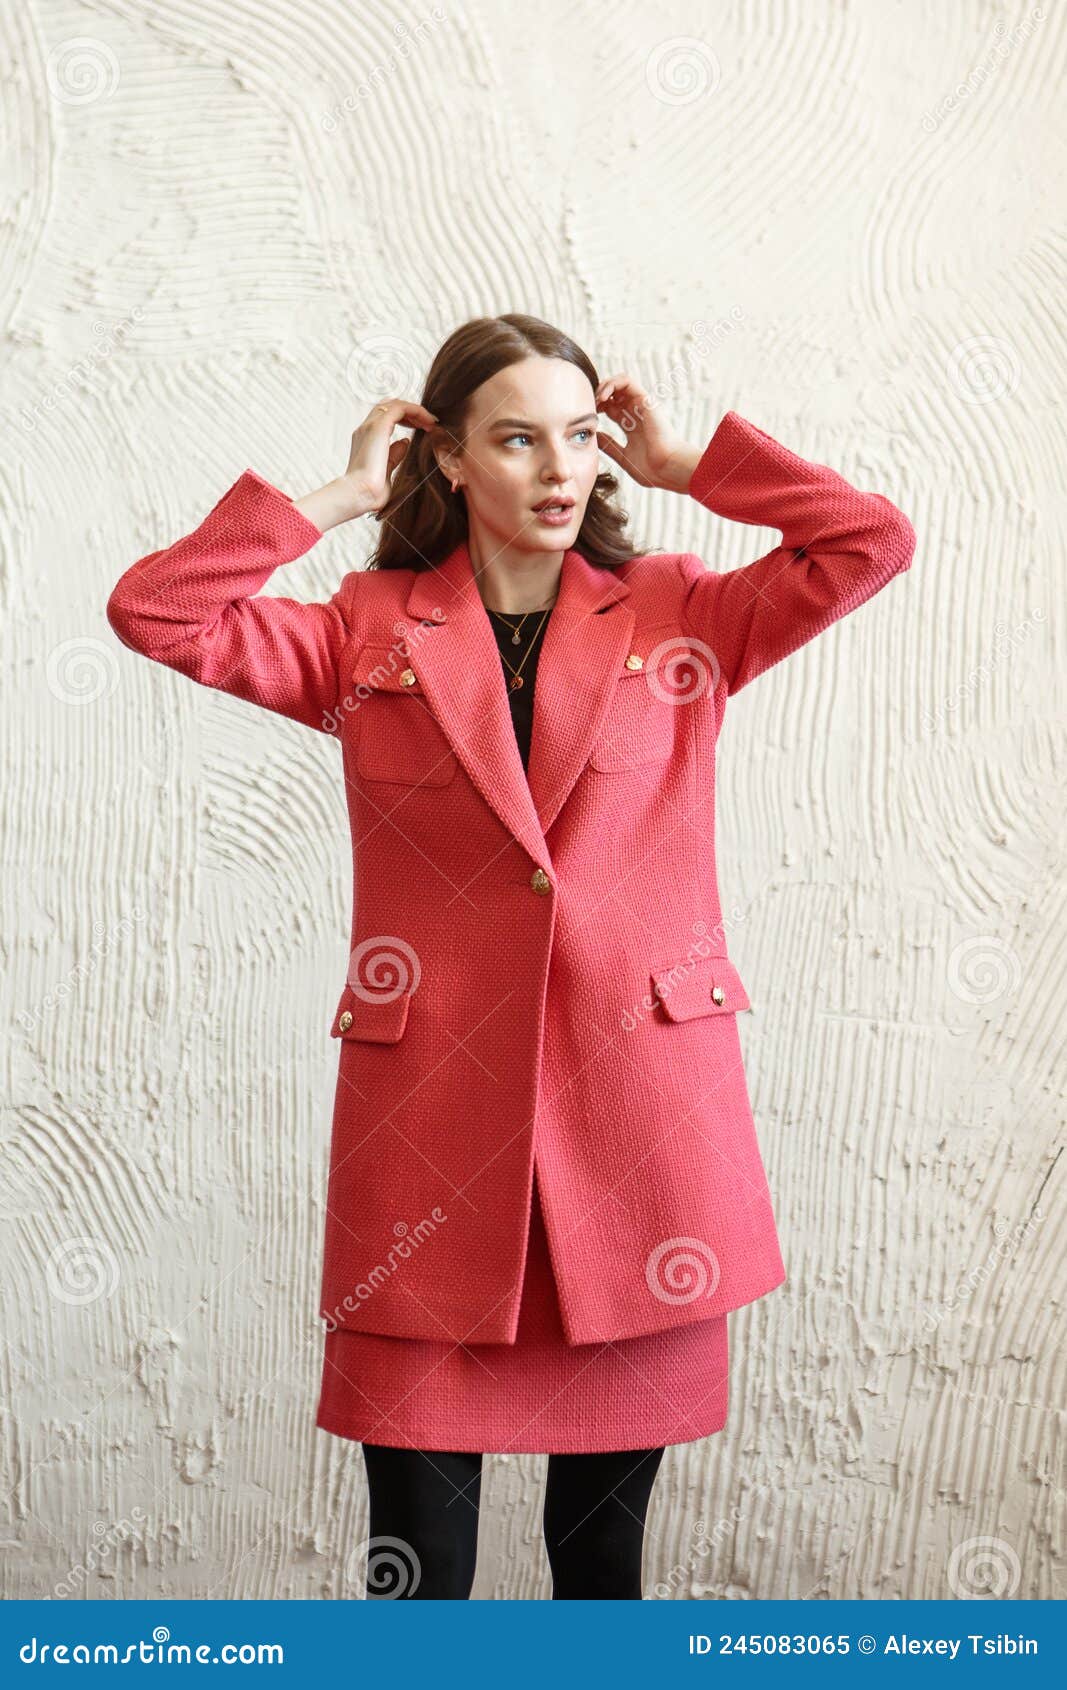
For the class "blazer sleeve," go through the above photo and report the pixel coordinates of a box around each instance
[678,410,916,695]
[106,468,353,734]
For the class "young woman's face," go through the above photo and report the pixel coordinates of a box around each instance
[446,357,602,554]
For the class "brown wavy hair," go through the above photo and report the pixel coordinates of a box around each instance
[365,313,646,574]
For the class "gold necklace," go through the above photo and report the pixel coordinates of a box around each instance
[490,604,553,691]
[486,594,557,645]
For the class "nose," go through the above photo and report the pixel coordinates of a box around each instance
[540,439,571,484]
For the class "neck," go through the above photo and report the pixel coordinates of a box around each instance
[467,523,565,614]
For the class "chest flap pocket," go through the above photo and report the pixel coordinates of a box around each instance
[589,624,699,772]
[349,644,457,786]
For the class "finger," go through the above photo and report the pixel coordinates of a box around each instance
[394,402,438,430]
[605,383,652,416]
[368,398,438,431]
[599,395,644,431]
[597,431,653,487]
[596,373,648,408]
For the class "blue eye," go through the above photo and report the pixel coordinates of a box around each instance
[503,429,593,448]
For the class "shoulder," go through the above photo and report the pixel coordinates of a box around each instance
[334,551,713,630]
[616,549,708,625]
[334,564,414,625]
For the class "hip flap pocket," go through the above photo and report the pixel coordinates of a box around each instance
[330,981,412,1042]
[650,951,751,1019]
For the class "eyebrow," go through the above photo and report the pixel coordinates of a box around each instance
[489,413,599,431]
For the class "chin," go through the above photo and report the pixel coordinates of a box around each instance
[527,529,575,551]
[522,515,581,549]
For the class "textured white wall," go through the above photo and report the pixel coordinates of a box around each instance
[4,0,1062,1602]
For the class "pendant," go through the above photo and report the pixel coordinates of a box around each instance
[511,630,521,644]
[509,675,524,691]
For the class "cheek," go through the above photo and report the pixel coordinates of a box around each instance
[475,460,530,506]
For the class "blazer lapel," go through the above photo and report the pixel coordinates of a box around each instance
[525,555,634,834]
[404,541,634,862]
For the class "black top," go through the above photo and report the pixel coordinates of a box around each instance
[485,602,555,772]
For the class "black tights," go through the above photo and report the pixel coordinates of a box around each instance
[360,1442,665,1599]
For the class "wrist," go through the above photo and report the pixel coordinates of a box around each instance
[658,445,704,497]
[294,477,372,532]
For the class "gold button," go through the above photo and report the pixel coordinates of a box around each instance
[338,1010,353,1031]
[711,985,725,1005]
[399,668,417,686]
[624,653,644,670]
[530,867,552,896]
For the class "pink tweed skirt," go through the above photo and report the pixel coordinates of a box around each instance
[316,1168,729,1454]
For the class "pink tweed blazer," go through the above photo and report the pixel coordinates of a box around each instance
[107,411,915,1346]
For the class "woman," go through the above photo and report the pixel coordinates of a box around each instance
[106,313,915,1600]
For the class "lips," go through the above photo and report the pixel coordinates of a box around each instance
[532,497,575,512]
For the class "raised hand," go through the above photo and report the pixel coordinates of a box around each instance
[595,373,702,496]
[343,397,439,514]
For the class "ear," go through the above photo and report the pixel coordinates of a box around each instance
[432,442,461,483]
